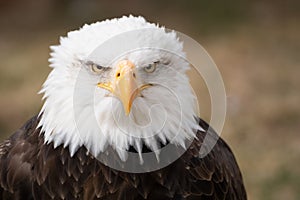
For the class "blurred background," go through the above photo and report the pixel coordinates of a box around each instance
[0,0,299,199]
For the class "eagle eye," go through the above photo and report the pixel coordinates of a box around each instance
[91,64,105,73]
[144,62,158,73]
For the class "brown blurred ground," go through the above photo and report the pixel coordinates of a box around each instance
[0,1,299,199]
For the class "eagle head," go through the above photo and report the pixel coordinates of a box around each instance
[38,16,200,161]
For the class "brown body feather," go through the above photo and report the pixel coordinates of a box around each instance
[0,116,247,199]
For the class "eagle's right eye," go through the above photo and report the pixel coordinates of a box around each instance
[91,64,104,73]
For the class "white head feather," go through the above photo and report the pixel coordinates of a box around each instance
[38,16,200,161]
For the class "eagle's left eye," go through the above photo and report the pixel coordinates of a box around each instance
[91,64,104,73]
[144,62,158,73]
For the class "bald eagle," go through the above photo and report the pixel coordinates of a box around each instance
[0,16,247,199]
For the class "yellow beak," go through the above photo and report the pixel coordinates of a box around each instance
[97,60,139,115]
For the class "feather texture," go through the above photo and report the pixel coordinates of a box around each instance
[0,116,247,199]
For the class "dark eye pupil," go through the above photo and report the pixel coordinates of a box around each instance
[96,65,102,70]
